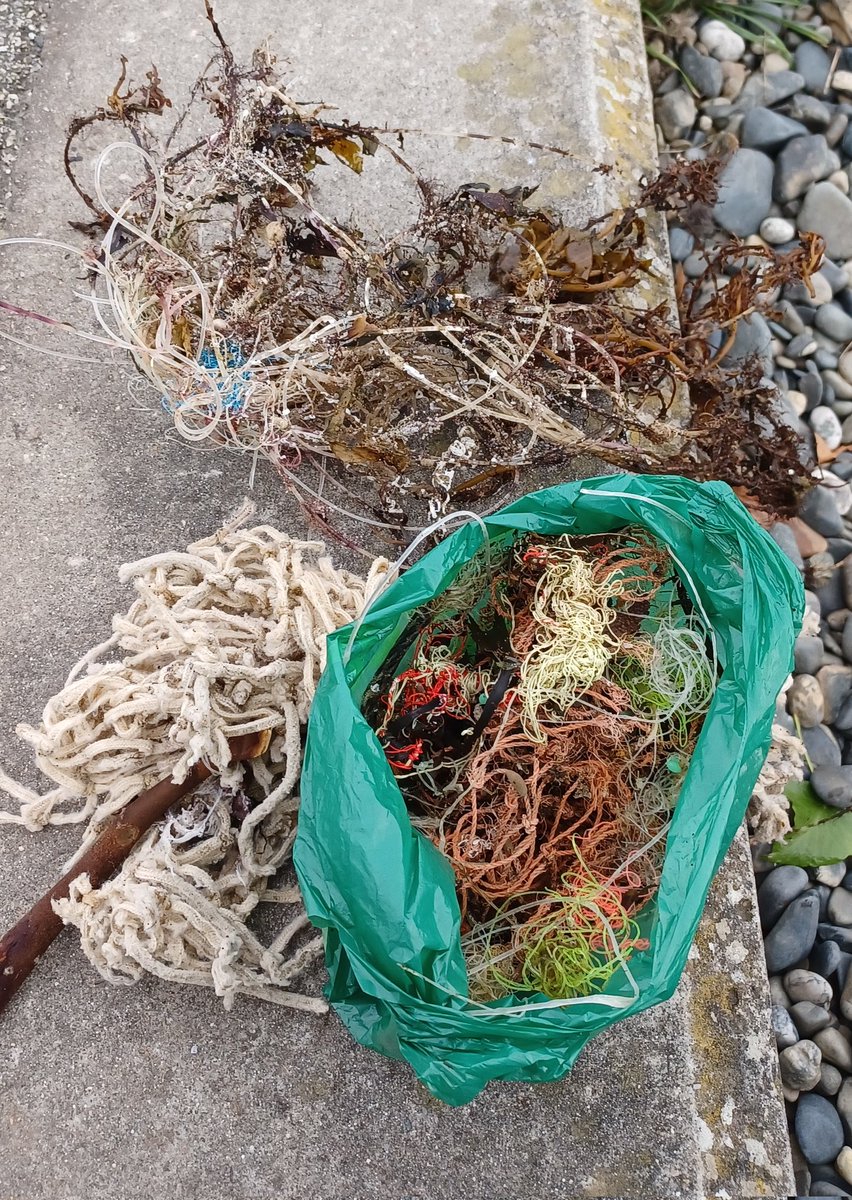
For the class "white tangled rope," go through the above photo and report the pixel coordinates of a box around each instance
[0,506,387,1013]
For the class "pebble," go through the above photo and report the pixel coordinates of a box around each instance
[791,999,835,1036]
[818,665,852,722]
[743,106,809,152]
[786,968,834,1007]
[668,226,694,262]
[796,633,826,674]
[721,60,747,100]
[828,370,852,401]
[839,1147,852,1188]
[817,569,846,613]
[792,92,834,131]
[700,18,746,60]
[833,169,852,194]
[824,260,849,295]
[788,674,827,726]
[839,1077,852,1140]
[819,923,852,950]
[842,967,852,1020]
[811,764,852,807]
[723,312,773,371]
[804,368,827,406]
[809,882,832,921]
[799,182,852,260]
[810,405,845,450]
[796,1091,846,1163]
[781,1038,823,1089]
[812,881,834,918]
[834,70,852,94]
[800,516,831,553]
[679,44,723,98]
[829,112,851,149]
[776,134,841,203]
[828,479,852,516]
[774,1002,804,1048]
[759,865,810,930]
[829,887,852,925]
[765,893,821,972]
[817,1063,843,1096]
[817,862,849,886]
[789,331,820,356]
[799,484,845,536]
[771,521,806,570]
[803,723,843,767]
[815,1026,852,1071]
[812,938,845,978]
[818,303,852,343]
[844,557,852,607]
[811,1171,852,1190]
[736,69,806,110]
[795,40,833,91]
[770,974,792,1008]
[790,271,836,308]
[682,250,710,278]
[713,149,775,236]
[656,89,697,142]
[782,299,808,335]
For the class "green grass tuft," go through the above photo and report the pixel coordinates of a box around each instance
[642,0,830,65]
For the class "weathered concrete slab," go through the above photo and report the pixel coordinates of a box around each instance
[0,1,792,1196]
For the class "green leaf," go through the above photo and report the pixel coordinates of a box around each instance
[770,810,852,867]
[785,780,838,829]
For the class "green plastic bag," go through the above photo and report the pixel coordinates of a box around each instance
[295,474,803,1105]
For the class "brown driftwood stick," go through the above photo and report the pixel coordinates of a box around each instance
[0,730,267,1015]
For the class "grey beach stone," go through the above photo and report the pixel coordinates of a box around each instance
[764,893,821,972]
[713,149,775,235]
[799,183,852,260]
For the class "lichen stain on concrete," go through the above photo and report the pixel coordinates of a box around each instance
[589,0,653,185]
[724,939,749,965]
[697,1117,715,1152]
[745,1139,771,1169]
[454,2,599,211]
[458,23,542,100]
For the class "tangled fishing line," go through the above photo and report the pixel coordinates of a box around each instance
[0,3,826,542]
[0,507,387,1011]
[365,527,718,1003]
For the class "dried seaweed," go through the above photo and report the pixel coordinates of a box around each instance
[0,6,823,537]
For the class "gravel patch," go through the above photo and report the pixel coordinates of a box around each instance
[650,7,852,1195]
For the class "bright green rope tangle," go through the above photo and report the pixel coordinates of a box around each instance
[613,615,715,747]
[463,862,647,1002]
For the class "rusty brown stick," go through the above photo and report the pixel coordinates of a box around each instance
[0,731,265,1016]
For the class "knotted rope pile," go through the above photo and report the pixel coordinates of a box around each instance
[0,509,386,1012]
